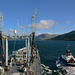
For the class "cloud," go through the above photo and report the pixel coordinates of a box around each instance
[66,21,71,25]
[4,32,7,36]
[58,29,62,31]
[45,29,50,32]
[35,33,42,36]
[58,26,66,32]
[8,28,14,32]
[28,20,55,30]
[60,26,66,29]
[20,26,25,29]
[52,29,56,31]
[56,22,59,25]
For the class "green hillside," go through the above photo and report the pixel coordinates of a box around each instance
[51,30,75,41]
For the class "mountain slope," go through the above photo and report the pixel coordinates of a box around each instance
[51,30,75,41]
[35,33,57,40]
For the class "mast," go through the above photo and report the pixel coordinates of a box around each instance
[30,32,35,63]
[30,10,38,63]
[0,13,4,65]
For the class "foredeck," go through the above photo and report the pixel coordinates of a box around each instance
[29,50,41,75]
[5,65,26,75]
[30,58,41,75]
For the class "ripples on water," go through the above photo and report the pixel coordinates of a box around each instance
[1,40,75,75]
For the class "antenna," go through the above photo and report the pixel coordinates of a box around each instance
[31,9,38,32]
[17,18,19,37]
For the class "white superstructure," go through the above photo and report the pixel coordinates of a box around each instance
[12,47,27,63]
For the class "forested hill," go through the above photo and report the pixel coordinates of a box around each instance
[50,30,75,41]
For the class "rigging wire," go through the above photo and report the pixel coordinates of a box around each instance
[13,30,17,51]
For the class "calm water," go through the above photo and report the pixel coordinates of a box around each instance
[36,40,75,75]
[1,40,75,75]
[36,40,75,69]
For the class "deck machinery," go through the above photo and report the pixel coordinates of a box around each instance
[0,10,41,75]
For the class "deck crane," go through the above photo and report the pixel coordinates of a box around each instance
[0,12,5,65]
[31,9,38,32]
[30,10,38,63]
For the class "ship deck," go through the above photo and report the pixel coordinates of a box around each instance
[4,49,41,75]
[5,65,26,75]
[28,50,41,75]
[30,57,41,75]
